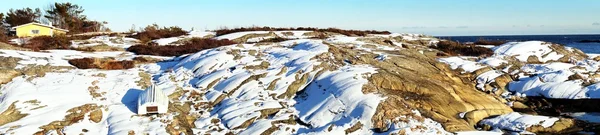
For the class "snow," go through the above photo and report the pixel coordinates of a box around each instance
[479,112,559,133]
[152,30,215,45]
[153,37,181,46]
[506,62,600,98]
[216,31,271,40]
[455,131,503,135]
[564,112,600,123]
[8,30,598,134]
[438,57,484,73]
[166,38,390,134]
[0,49,137,68]
[296,65,381,133]
[275,31,311,39]
[478,57,507,67]
[377,110,451,135]
[476,70,503,91]
[492,41,563,62]
[0,69,159,134]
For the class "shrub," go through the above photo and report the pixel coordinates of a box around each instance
[103,60,134,70]
[73,44,124,52]
[473,38,507,46]
[23,35,71,51]
[127,38,237,56]
[128,24,188,44]
[215,26,391,37]
[433,40,493,57]
[68,58,135,70]
[0,32,9,43]
[256,37,289,43]
[68,58,98,69]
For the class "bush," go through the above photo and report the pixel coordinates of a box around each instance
[127,38,237,56]
[473,38,507,46]
[215,26,391,37]
[23,35,71,51]
[103,60,134,70]
[68,58,135,70]
[68,58,97,69]
[434,40,493,57]
[128,24,188,44]
[0,32,9,43]
[256,37,289,43]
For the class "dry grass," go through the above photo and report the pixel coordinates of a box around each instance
[0,42,30,51]
[127,38,236,56]
[73,44,125,52]
[215,26,391,36]
[473,38,508,46]
[128,24,188,44]
[433,40,493,57]
[68,58,135,70]
[23,35,71,51]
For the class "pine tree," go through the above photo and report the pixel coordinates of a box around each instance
[4,8,41,27]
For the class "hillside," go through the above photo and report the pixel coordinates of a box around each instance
[0,29,598,135]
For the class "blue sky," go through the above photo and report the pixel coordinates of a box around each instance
[2,0,599,36]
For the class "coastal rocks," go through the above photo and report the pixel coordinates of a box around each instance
[0,70,20,85]
[35,104,103,135]
[0,102,28,127]
[323,45,513,132]
[439,40,600,134]
[478,112,578,134]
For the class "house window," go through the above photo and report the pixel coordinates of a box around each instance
[31,30,40,34]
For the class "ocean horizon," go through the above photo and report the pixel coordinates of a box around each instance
[438,34,600,54]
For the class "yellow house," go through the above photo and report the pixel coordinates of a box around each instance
[11,22,69,38]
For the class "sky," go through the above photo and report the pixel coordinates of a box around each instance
[1,0,599,36]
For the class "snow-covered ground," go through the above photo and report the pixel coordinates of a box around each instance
[152,30,215,45]
[3,31,596,134]
[479,112,559,133]
[438,40,600,133]
[438,41,600,99]
[0,32,456,135]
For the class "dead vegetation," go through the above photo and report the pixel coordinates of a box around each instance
[127,38,236,56]
[132,56,163,64]
[68,58,135,70]
[0,42,30,51]
[128,24,188,45]
[472,38,508,46]
[23,35,71,51]
[73,44,125,52]
[433,40,494,57]
[215,26,391,36]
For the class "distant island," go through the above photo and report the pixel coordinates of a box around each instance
[578,39,600,43]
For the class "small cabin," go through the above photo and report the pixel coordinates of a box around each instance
[137,84,169,115]
[11,22,69,38]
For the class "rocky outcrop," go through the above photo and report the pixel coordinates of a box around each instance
[35,104,103,135]
[0,102,28,127]
[323,43,513,132]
